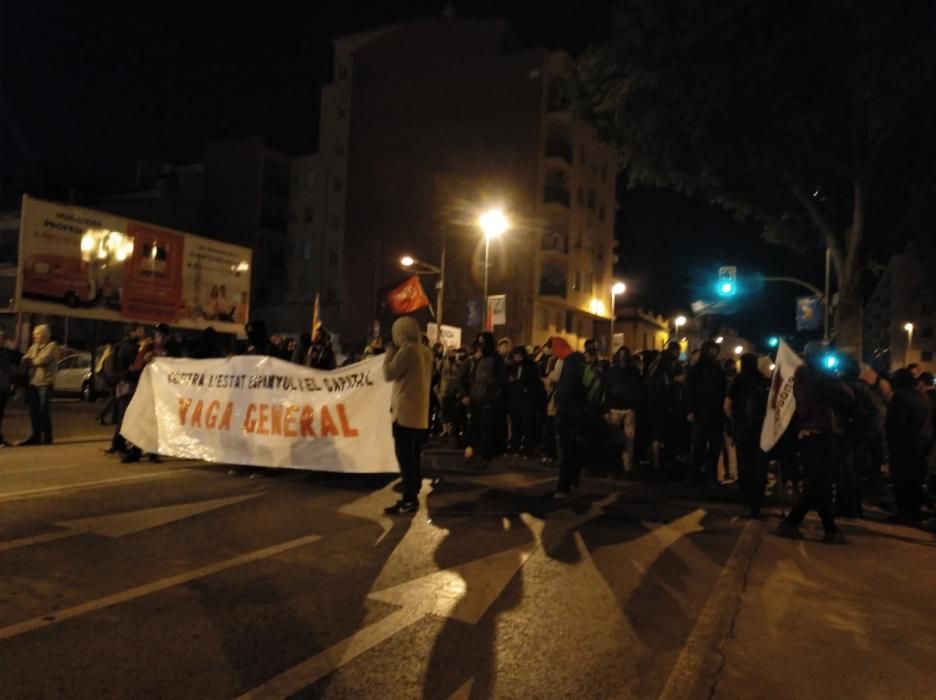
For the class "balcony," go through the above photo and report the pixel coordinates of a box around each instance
[544,139,572,164]
[543,185,571,208]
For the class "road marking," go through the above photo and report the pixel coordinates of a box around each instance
[56,493,263,537]
[0,469,193,504]
[658,520,761,700]
[0,534,321,641]
[0,530,79,552]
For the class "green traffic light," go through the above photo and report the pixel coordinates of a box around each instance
[768,336,779,348]
[717,281,735,297]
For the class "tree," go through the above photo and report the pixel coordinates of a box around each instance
[578,0,936,353]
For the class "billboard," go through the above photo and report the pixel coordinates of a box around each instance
[16,195,251,333]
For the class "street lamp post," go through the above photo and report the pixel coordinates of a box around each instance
[611,282,626,352]
[905,322,914,365]
[478,208,509,329]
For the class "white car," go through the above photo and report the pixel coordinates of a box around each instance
[54,353,107,401]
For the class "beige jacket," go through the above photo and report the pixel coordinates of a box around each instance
[24,341,60,387]
[384,317,433,429]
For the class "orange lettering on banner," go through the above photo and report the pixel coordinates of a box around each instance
[243,404,257,433]
[337,404,359,437]
[219,403,233,431]
[320,405,339,437]
[257,405,270,435]
[284,404,299,437]
[205,401,221,429]
[270,405,284,436]
[178,398,193,425]
[191,400,204,428]
[300,406,316,437]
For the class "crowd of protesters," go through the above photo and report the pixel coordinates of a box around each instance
[6,317,934,539]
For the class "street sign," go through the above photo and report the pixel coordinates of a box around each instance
[796,295,823,332]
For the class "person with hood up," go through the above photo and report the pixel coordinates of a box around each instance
[507,345,544,457]
[551,337,587,499]
[777,342,854,543]
[383,316,433,515]
[465,332,508,467]
[687,339,727,488]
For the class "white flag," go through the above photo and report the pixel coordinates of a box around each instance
[760,339,803,452]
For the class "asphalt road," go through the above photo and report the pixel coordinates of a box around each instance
[0,416,933,699]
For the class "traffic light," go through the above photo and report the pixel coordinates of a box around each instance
[822,352,840,371]
[717,266,737,297]
[768,336,780,348]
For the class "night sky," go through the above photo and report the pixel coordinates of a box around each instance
[0,1,856,346]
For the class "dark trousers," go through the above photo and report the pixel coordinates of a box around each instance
[27,385,53,443]
[557,413,581,492]
[0,390,8,441]
[112,393,133,452]
[393,423,423,503]
[891,443,928,521]
[839,435,865,518]
[860,434,886,490]
[787,433,839,533]
[692,415,724,483]
[736,431,766,515]
[470,400,503,461]
[509,396,536,454]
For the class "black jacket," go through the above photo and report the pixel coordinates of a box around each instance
[886,388,933,449]
[793,365,854,435]
[687,357,727,419]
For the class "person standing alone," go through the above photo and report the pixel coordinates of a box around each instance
[20,324,60,446]
[383,316,433,515]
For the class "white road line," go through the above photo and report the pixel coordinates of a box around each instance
[238,606,426,700]
[658,520,762,700]
[0,469,194,504]
[0,530,79,552]
[0,534,322,642]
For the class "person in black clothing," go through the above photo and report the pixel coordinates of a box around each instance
[725,353,769,517]
[606,347,642,411]
[777,342,854,543]
[465,332,506,466]
[291,333,312,364]
[553,346,586,498]
[647,341,680,469]
[687,339,727,489]
[886,368,933,525]
[107,323,145,455]
[307,327,337,370]
[507,346,544,457]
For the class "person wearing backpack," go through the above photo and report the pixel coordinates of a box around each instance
[725,353,769,517]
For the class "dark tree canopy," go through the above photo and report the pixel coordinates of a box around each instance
[578,0,936,348]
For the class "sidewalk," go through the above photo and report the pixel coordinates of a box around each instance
[714,513,936,699]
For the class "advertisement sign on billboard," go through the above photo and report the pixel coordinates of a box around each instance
[16,196,251,333]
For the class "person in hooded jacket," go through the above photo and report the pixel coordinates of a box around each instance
[687,339,728,488]
[886,368,933,525]
[506,345,543,457]
[725,353,769,517]
[466,332,507,467]
[552,340,587,499]
[383,316,433,515]
[307,327,337,370]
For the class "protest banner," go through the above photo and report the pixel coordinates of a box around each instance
[121,355,397,473]
[760,339,803,452]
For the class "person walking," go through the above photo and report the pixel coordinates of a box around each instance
[777,342,854,544]
[725,353,769,517]
[886,368,932,526]
[19,324,60,446]
[687,340,727,489]
[107,323,145,455]
[383,316,433,515]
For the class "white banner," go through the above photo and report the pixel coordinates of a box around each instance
[427,323,462,349]
[760,339,803,452]
[121,355,397,473]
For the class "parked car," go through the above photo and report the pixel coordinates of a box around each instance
[54,353,106,401]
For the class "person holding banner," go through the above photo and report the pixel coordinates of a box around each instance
[777,342,854,544]
[383,316,433,515]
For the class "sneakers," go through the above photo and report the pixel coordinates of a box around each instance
[822,530,848,545]
[775,520,804,540]
[384,500,418,515]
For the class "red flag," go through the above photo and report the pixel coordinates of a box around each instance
[386,275,430,314]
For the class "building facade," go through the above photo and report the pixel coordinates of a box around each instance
[864,247,936,373]
[319,19,617,348]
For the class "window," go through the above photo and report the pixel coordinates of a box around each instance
[923,351,934,362]
[577,187,585,207]
[538,308,549,331]
[329,250,338,264]
[573,271,581,291]
[304,207,313,222]
[303,241,313,261]
[598,203,605,221]
[922,327,934,339]
[587,189,596,211]
[333,177,343,192]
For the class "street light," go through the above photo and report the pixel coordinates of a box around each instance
[610,282,626,352]
[905,322,914,364]
[715,336,724,344]
[478,208,510,326]
[400,255,415,268]
[734,345,744,355]
[674,315,687,331]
